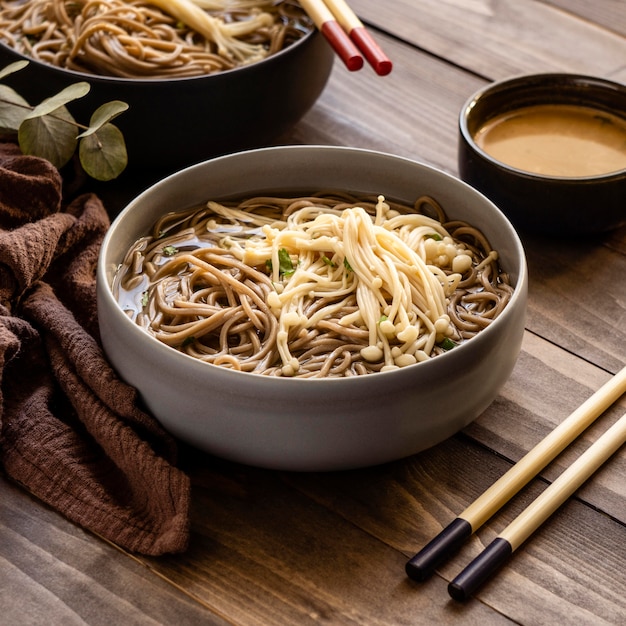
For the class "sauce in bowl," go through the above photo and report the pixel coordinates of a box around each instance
[473,104,626,177]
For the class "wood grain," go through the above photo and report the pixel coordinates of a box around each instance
[0,478,227,625]
[545,0,626,37]
[138,452,515,625]
[125,427,626,625]
[351,0,626,82]
[283,36,484,175]
[522,231,626,374]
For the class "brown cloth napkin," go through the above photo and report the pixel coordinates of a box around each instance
[0,141,191,555]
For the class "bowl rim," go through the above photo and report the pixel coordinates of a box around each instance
[0,13,321,86]
[98,144,528,387]
[459,72,626,182]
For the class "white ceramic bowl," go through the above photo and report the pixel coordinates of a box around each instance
[97,146,528,471]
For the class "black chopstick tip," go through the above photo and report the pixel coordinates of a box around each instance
[447,580,470,602]
[405,518,472,581]
[405,557,429,582]
[448,537,513,601]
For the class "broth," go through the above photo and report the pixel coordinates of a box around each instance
[474,104,626,177]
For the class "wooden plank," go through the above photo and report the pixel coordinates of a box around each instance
[522,233,626,374]
[285,38,485,175]
[130,431,626,625]
[0,479,225,626]
[140,453,515,625]
[350,0,626,82]
[544,0,626,37]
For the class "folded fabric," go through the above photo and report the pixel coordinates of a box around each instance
[0,141,190,555]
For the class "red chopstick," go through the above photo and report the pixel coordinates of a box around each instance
[299,0,364,71]
[300,0,392,75]
[324,0,392,75]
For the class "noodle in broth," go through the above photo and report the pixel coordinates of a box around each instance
[113,193,514,378]
[0,0,311,78]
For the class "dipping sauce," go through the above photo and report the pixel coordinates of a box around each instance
[474,104,626,177]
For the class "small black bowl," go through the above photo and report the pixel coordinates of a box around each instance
[0,25,334,178]
[458,73,626,236]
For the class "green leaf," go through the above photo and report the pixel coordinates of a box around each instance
[278,248,295,276]
[78,100,130,138]
[1,62,129,183]
[0,84,30,132]
[25,82,90,119]
[0,60,29,80]
[78,122,128,181]
[18,105,78,168]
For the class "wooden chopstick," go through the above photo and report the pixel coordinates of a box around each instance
[405,365,626,582]
[299,0,364,71]
[323,0,393,75]
[448,410,626,601]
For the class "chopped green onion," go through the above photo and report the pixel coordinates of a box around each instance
[439,337,457,351]
[278,248,295,276]
[425,233,443,241]
[162,245,178,256]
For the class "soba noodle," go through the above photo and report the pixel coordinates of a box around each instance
[113,193,514,378]
[0,0,311,78]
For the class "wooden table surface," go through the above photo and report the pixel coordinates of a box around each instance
[2,1,626,624]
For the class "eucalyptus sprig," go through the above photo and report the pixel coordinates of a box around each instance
[0,60,129,181]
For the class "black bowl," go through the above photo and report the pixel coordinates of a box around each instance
[0,26,334,177]
[458,73,626,236]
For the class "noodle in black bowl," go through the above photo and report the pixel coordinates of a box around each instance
[0,0,333,176]
[97,145,528,471]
